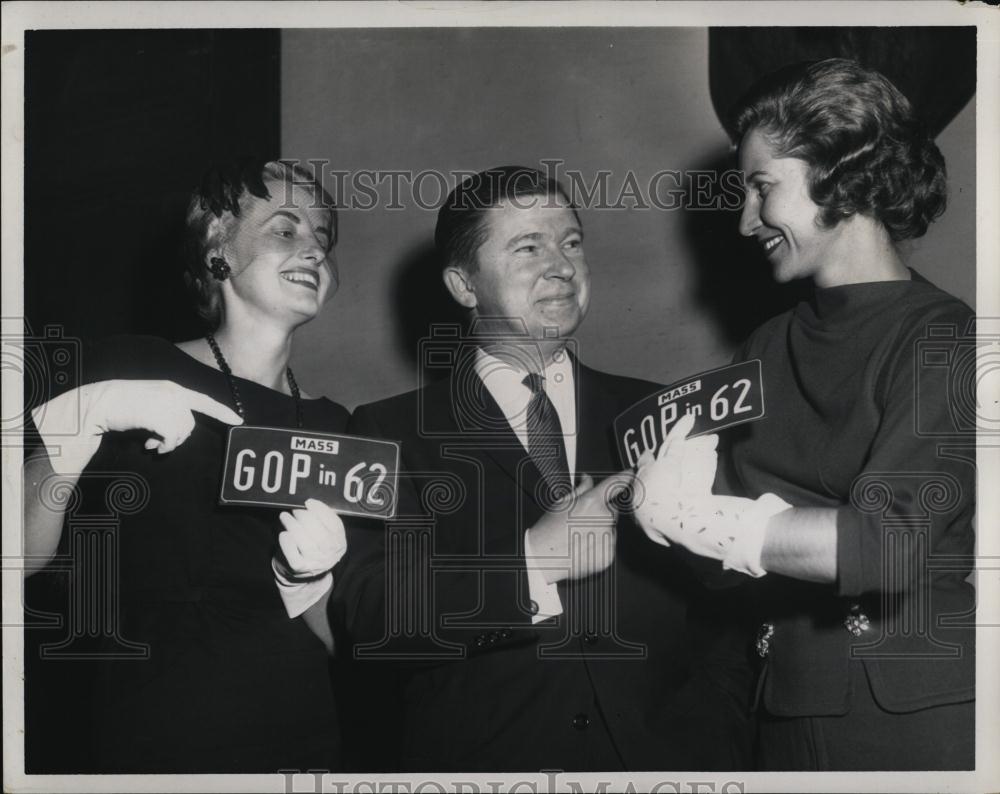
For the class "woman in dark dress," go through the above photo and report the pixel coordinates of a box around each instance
[24,159,349,772]
[633,59,975,770]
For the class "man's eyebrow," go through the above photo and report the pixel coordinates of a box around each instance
[504,231,544,248]
[745,170,769,182]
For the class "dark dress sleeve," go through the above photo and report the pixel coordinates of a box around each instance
[835,300,976,597]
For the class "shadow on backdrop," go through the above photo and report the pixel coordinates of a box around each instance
[22,28,281,774]
[391,240,467,376]
[691,26,977,347]
[682,150,812,349]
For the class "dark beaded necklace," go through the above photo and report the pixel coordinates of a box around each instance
[206,332,303,429]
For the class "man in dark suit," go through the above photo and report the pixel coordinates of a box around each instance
[332,166,752,772]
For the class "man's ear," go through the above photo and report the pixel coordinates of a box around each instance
[443,265,478,309]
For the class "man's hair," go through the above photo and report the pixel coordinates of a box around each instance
[434,165,579,273]
[183,158,337,329]
[733,58,947,241]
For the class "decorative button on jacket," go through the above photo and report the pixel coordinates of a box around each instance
[756,622,775,658]
[843,604,871,638]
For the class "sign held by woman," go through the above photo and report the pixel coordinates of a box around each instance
[219,426,400,518]
[615,359,765,467]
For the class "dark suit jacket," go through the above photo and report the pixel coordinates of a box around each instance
[332,355,754,772]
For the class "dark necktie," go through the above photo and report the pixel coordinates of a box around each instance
[522,372,571,503]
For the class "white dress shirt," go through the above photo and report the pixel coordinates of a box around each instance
[474,347,576,623]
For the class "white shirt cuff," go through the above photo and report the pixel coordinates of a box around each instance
[524,529,564,624]
[273,560,333,618]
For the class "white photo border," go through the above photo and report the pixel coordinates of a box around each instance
[3,2,998,792]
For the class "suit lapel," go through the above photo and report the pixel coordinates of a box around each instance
[573,357,621,477]
[433,359,546,506]
[437,353,622,501]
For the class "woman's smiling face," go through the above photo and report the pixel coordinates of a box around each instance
[218,181,338,325]
[738,129,848,285]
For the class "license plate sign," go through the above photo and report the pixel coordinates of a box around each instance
[614,360,765,468]
[219,426,400,518]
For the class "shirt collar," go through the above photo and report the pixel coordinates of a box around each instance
[473,345,574,414]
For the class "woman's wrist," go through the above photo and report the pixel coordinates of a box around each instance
[271,559,334,618]
[722,493,792,577]
[271,556,331,585]
[759,506,838,583]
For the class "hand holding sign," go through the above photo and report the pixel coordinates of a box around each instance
[632,413,791,576]
[615,360,764,468]
[32,379,243,477]
[272,498,348,619]
[633,413,719,548]
[277,498,347,580]
[635,413,720,502]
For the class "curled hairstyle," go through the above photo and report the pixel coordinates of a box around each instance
[733,58,946,241]
[183,158,337,329]
[435,165,579,273]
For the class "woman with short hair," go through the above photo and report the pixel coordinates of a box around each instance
[635,59,975,770]
[25,158,348,772]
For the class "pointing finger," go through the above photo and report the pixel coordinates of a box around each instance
[182,387,244,426]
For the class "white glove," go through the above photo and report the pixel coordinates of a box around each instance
[640,492,790,576]
[720,492,792,577]
[632,412,791,576]
[273,498,347,617]
[633,412,720,546]
[31,379,243,477]
[634,412,719,504]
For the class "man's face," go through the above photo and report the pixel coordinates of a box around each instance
[464,196,590,342]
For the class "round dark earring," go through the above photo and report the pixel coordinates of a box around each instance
[209,257,231,281]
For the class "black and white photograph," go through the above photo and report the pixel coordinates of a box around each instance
[2,2,998,792]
